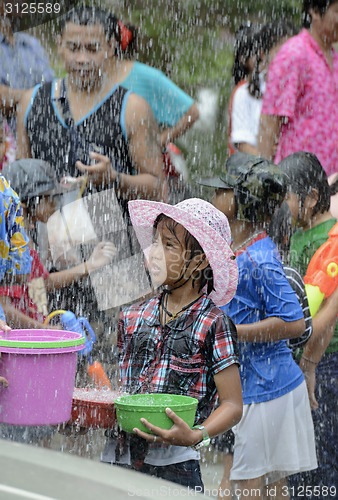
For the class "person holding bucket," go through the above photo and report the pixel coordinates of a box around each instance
[102,198,243,492]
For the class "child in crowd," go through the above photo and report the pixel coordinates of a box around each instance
[198,152,317,499]
[277,152,338,498]
[0,160,116,329]
[102,197,243,491]
[228,21,298,156]
[0,170,31,326]
[0,168,32,432]
[268,202,313,358]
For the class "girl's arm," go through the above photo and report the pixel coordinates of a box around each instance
[0,297,48,330]
[197,364,243,438]
[237,143,259,155]
[159,103,199,147]
[236,316,305,343]
[44,242,116,292]
[132,363,243,447]
[299,287,338,410]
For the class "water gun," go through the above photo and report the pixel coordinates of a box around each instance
[304,222,338,317]
[44,310,111,389]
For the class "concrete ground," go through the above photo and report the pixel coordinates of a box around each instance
[48,431,225,495]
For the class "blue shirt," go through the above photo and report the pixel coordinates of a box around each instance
[222,235,304,404]
[120,62,194,127]
[0,32,54,132]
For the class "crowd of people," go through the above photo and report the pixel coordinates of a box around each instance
[0,1,337,499]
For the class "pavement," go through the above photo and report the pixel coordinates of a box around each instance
[0,435,226,499]
[48,431,226,496]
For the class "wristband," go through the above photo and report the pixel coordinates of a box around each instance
[191,425,210,451]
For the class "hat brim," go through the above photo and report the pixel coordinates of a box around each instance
[195,172,237,190]
[128,200,238,307]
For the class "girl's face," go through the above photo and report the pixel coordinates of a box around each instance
[284,190,317,227]
[148,221,189,287]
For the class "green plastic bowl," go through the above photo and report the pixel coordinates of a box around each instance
[115,393,198,434]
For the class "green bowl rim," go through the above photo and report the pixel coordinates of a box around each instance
[114,394,198,412]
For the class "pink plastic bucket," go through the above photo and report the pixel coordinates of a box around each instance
[0,329,84,426]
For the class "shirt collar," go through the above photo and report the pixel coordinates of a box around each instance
[302,28,336,60]
[143,292,210,330]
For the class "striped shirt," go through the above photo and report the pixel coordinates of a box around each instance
[284,264,312,354]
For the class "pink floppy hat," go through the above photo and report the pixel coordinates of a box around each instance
[128,198,238,307]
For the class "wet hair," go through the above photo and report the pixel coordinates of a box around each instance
[303,1,338,28]
[153,214,215,295]
[59,6,137,54]
[259,20,299,54]
[232,24,262,86]
[268,200,293,256]
[278,152,337,217]
[233,21,298,98]
[250,20,298,98]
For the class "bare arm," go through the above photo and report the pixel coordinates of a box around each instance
[236,317,306,343]
[15,88,34,159]
[237,142,259,155]
[299,288,338,409]
[76,94,165,201]
[132,363,243,446]
[200,364,243,438]
[0,85,23,117]
[159,102,199,147]
[302,287,338,364]
[44,242,116,292]
[0,296,46,329]
[257,114,283,161]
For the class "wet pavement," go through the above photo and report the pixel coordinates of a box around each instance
[48,431,225,495]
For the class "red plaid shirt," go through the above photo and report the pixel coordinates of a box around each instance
[118,293,239,423]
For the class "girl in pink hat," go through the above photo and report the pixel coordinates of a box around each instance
[102,198,243,492]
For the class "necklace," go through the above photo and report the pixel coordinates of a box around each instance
[160,293,203,325]
[232,230,265,252]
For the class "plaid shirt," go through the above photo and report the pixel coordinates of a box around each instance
[118,293,239,423]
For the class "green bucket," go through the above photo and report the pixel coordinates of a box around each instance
[115,393,198,434]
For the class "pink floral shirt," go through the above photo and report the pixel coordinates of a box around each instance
[262,29,338,177]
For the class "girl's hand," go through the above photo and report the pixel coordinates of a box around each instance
[0,376,9,388]
[133,407,202,447]
[76,152,117,185]
[86,242,117,273]
[300,360,318,411]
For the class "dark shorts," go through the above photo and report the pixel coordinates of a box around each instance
[119,459,204,492]
[288,351,338,500]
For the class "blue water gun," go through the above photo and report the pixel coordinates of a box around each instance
[44,310,111,389]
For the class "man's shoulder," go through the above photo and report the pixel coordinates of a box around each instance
[272,30,307,65]
[124,89,152,111]
[14,33,44,50]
